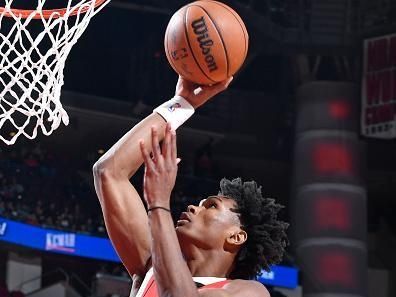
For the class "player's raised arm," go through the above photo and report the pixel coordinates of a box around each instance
[93,112,166,277]
[92,76,232,277]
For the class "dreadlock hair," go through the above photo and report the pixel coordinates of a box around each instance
[219,177,289,280]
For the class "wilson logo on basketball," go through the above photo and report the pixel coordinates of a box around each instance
[191,16,218,73]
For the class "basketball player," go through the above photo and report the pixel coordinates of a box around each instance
[93,76,288,297]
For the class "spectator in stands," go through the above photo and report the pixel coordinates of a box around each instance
[8,177,24,199]
[24,153,39,168]
[25,213,39,226]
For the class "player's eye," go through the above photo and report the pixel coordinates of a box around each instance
[208,202,217,208]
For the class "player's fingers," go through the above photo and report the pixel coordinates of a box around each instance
[139,140,156,171]
[171,129,177,163]
[151,126,163,163]
[178,75,197,90]
[162,123,172,161]
[194,77,233,103]
[206,76,233,94]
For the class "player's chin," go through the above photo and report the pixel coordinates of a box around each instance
[175,222,192,234]
[175,224,188,232]
[175,225,188,240]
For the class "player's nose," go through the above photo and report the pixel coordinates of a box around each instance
[187,204,200,214]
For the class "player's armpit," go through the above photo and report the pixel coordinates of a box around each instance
[198,280,270,297]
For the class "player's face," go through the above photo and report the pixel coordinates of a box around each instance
[176,195,242,249]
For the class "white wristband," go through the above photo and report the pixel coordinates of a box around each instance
[153,96,195,130]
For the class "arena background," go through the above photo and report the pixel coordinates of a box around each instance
[0,0,396,297]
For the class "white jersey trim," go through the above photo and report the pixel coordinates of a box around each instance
[192,276,227,285]
[133,267,154,297]
[131,267,227,297]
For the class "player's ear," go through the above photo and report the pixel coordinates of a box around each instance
[225,227,247,249]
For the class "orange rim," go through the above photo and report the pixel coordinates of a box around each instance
[0,0,108,19]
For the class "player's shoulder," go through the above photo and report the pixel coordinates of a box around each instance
[223,279,270,297]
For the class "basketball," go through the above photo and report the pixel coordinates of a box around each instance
[164,1,249,85]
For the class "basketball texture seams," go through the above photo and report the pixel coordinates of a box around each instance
[164,1,248,85]
[210,0,249,64]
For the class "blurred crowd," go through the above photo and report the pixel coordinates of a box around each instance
[0,142,107,236]
[1,136,395,242]
[0,139,221,237]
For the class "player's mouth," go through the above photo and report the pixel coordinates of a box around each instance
[177,212,191,226]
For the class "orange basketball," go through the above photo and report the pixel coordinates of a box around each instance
[164,1,249,85]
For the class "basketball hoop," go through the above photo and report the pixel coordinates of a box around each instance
[0,0,110,145]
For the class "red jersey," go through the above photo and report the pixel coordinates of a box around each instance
[131,268,230,297]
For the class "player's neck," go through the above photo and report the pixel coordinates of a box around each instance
[183,246,235,278]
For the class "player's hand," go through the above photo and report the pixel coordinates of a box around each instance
[139,123,179,209]
[175,76,233,109]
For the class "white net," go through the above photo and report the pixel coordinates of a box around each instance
[0,0,110,145]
